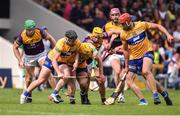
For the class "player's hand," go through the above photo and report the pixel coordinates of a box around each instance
[18,60,24,68]
[72,62,78,72]
[112,47,120,53]
[124,67,129,74]
[111,34,118,39]
[104,43,111,50]
[57,73,64,78]
[167,34,174,43]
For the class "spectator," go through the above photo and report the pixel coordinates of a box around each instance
[79,4,93,32]
[152,41,165,76]
[168,52,180,89]
[173,25,180,49]
[93,8,107,28]
[49,1,63,16]
[154,3,170,29]
[129,1,143,21]
[63,0,75,20]
[70,0,82,25]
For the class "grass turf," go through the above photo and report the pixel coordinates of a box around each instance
[0,88,179,115]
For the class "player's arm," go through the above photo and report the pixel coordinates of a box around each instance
[44,30,56,48]
[103,30,121,38]
[86,39,94,44]
[72,52,79,72]
[13,39,24,68]
[147,22,173,43]
[95,55,103,75]
[52,49,62,76]
[102,38,109,49]
[122,40,129,73]
[90,44,103,76]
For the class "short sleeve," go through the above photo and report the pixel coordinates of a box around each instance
[39,28,47,38]
[142,21,151,30]
[75,39,82,51]
[16,35,23,46]
[55,39,63,52]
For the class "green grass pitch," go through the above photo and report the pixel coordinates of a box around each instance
[0,88,180,115]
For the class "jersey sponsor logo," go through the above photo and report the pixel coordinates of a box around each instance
[60,51,75,58]
[127,31,146,45]
[133,36,140,42]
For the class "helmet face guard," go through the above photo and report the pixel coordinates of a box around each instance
[92,27,103,39]
[24,19,36,29]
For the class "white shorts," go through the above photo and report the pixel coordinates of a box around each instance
[103,54,124,67]
[24,51,47,67]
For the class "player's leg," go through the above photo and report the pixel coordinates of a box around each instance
[76,68,91,105]
[67,77,76,104]
[126,71,148,105]
[146,77,173,105]
[49,64,70,103]
[95,68,106,104]
[110,54,125,103]
[24,66,34,89]
[48,74,56,89]
[24,66,35,102]
[34,66,44,91]
[111,57,121,86]
[142,57,161,105]
[20,66,51,104]
[38,57,56,89]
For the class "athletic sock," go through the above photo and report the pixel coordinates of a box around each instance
[153,92,159,98]
[161,91,168,98]
[52,90,59,95]
[23,91,29,97]
[101,98,106,103]
[140,98,146,103]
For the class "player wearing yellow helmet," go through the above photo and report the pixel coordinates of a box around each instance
[83,27,104,51]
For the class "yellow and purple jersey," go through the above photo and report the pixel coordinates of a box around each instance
[48,38,81,64]
[103,21,123,49]
[121,21,153,60]
[16,28,46,55]
[83,35,103,50]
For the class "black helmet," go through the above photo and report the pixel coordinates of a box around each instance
[65,30,78,40]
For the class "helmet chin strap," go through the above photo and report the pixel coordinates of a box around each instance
[123,22,133,30]
[126,21,131,26]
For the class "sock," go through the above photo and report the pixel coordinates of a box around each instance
[52,90,59,95]
[161,91,168,98]
[28,93,32,97]
[80,91,87,96]
[69,96,75,101]
[140,98,146,103]
[153,92,159,98]
[101,98,106,103]
[23,91,29,97]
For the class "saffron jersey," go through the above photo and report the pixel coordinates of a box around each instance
[48,38,81,63]
[103,21,123,49]
[121,21,153,60]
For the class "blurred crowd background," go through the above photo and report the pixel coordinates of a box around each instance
[32,0,180,89]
